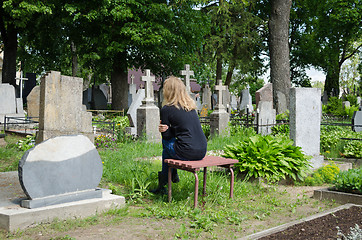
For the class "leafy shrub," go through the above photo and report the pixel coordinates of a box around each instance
[16,135,35,151]
[223,135,311,183]
[302,162,340,186]
[345,94,358,106]
[201,124,210,139]
[325,97,346,116]
[320,125,362,158]
[334,168,362,193]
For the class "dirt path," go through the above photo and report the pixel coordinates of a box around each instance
[5,185,338,240]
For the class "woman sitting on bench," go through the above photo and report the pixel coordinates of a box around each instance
[150,76,207,194]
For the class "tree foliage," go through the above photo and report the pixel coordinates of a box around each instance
[290,0,362,97]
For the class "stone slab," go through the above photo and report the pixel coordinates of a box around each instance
[0,84,17,115]
[21,188,104,209]
[239,204,361,240]
[0,171,125,231]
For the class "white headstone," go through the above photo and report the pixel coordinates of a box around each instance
[230,94,238,110]
[289,88,324,169]
[15,71,28,99]
[257,101,276,135]
[180,64,194,93]
[141,69,155,104]
[0,84,25,123]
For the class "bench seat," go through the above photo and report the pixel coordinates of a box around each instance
[164,156,239,208]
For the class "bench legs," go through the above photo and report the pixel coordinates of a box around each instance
[167,166,235,208]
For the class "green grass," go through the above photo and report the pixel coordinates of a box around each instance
[0,130,340,239]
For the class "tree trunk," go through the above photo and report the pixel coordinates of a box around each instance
[269,0,292,114]
[70,41,78,77]
[111,52,128,110]
[225,64,234,86]
[324,63,340,97]
[215,55,223,85]
[2,24,17,87]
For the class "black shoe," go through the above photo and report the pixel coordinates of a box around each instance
[149,186,167,195]
[150,172,167,195]
[172,172,180,183]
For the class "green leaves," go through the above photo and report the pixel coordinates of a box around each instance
[223,135,311,183]
[334,168,362,193]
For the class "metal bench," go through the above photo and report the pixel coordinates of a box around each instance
[164,156,239,208]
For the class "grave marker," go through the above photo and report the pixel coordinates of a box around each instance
[352,110,362,132]
[19,135,103,208]
[36,71,93,144]
[290,88,324,169]
[137,70,161,142]
[180,64,194,93]
[210,80,229,136]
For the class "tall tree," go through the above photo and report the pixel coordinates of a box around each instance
[199,0,265,88]
[268,0,292,114]
[291,0,362,97]
[0,0,52,87]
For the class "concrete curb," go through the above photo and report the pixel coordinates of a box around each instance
[239,204,361,240]
[314,188,362,205]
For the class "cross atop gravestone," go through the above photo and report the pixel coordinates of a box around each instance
[130,74,135,84]
[15,71,28,99]
[215,79,226,111]
[180,64,194,93]
[141,69,155,104]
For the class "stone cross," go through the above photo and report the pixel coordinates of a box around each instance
[215,79,226,110]
[15,71,28,99]
[180,64,194,93]
[130,74,135,84]
[141,69,155,103]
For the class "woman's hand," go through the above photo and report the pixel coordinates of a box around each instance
[159,120,169,133]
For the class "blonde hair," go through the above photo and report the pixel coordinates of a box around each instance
[162,76,196,111]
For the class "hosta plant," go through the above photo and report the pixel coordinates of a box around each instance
[334,168,362,194]
[223,135,311,183]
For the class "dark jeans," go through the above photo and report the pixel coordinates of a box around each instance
[161,138,186,180]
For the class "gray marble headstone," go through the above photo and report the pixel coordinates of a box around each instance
[357,96,361,109]
[230,94,238,110]
[18,135,103,208]
[342,101,350,109]
[239,86,253,112]
[352,110,362,132]
[257,101,276,135]
[202,85,212,110]
[289,88,324,169]
[255,83,273,108]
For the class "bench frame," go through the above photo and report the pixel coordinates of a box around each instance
[165,156,239,208]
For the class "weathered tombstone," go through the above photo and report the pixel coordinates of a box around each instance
[137,70,161,142]
[180,64,194,94]
[289,88,324,169]
[99,83,111,103]
[239,85,253,112]
[210,80,229,136]
[202,84,212,110]
[82,88,92,109]
[23,73,37,104]
[35,71,94,144]
[257,101,276,135]
[342,101,350,108]
[19,135,103,209]
[26,86,40,120]
[223,88,230,111]
[128,74,137,108]
[93,87,108,110]
[230,94,238,110]
[255,83,273,108]
[0,84,25,123]
[196,94,202,111]
[352,110,362,132]
[126,88,145,135]
[357,96,361,110]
